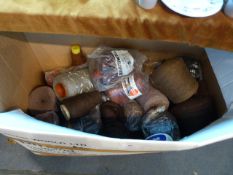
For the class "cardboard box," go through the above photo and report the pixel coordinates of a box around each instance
[0,32,231,156]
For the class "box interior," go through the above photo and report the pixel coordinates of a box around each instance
[0,32,227,129]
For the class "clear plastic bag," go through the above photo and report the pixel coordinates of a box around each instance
[136,85,169,112]
[53,68,94,100]
[88,47,147,91]
[45,64,88,86]
[105,71,149,105]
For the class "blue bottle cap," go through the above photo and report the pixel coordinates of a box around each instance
[146,133,173,141]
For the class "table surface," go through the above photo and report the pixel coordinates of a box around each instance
[0,0,233,51]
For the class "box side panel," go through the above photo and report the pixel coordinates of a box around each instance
[207,48,233,109]
[0,32,43,111]
[0,110,198,156]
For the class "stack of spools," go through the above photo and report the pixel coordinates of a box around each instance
[28,44,103,134]
[150,58,216,137]
[27,45,217,140]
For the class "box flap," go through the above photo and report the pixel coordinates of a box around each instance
[0,110,198,156]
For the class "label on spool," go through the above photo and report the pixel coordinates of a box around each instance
[122,75,142,100]
[112,50,134,76]
[146,133,173,141]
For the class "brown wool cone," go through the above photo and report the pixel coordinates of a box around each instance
[28,86,57,116]
[171,95,217,136]
[100,101,129,138]
[150,58,199,104]
[100,101,124,121]
[60,91,102,121]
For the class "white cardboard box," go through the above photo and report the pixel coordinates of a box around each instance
[0,32,232,156]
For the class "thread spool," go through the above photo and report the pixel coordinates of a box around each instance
[53,68,94,100]
[60,91,102,121]
[71,44,87,66]
[142,108,180,141]
[136,85,169,112]
[171,95,216,136]
[28,86,57,116]
[35,111,60,125]
[150,58,199,104]
[100,101,124,121]
[123,100,144,131]
[100,101,129,138]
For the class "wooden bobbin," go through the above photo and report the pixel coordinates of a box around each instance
[28,86,57,116]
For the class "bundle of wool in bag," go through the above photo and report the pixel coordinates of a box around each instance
[136,85,169,112]
[88,47,147,91]
[106,72,148,105]
[53,68,94,100]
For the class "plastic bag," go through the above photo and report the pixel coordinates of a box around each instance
[136,85,169,112]
[45,65,88,86]
[88,47,147,91]
[53,68,94,100]
[105,71,149,105]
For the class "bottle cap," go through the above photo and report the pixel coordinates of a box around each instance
[71,45,81,55]
[60,104,71,121]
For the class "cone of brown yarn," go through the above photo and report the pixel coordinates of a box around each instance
[171,95,217,136]
[150,58,198,104]
[100,101,129,138]
[60,91,102,121]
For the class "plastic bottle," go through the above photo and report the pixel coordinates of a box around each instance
[71,44,87,67]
